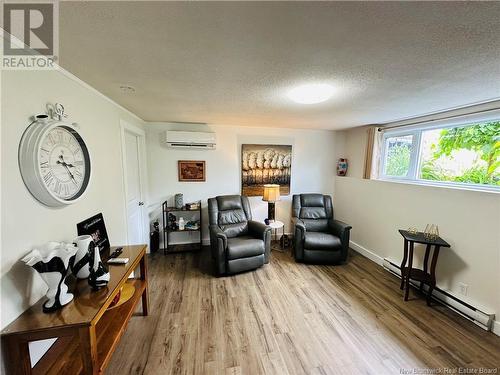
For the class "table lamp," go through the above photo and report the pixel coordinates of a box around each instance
[262,184,280,222]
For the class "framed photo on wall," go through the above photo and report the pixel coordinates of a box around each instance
[241,144,292,196]
[178,160,206,182]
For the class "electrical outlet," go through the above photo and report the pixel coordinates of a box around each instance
[458,282,468,296]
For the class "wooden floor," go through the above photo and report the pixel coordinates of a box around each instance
[107,248,500,375]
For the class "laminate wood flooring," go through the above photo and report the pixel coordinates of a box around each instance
[107,249,500,375]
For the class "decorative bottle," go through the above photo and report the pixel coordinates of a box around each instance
[178,217,185,231]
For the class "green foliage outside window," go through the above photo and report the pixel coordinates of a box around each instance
[420,122,500,186]
[385,143,411,177]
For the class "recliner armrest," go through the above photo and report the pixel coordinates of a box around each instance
[209,225,228,275]
[292,218,306,261]
[328,219,352,238]
[292,217,306,236]
[248,220,271,240]
[328,219,352,262]
[209,224,228,244]
[248,220,271,264]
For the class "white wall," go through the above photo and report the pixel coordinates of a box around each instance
[334,126,500,321]
[146,123,338,246]
[0,69,338,369]
[0,68,144,358]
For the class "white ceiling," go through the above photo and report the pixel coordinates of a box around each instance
[59,1,500,130]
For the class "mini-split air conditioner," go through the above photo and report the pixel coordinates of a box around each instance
[163,130,216,150]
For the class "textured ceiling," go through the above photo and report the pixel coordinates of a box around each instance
[59,1,500,129]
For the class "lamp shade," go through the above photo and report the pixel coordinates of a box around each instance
[262,184,280,202]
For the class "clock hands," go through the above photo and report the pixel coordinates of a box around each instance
[57,160,75,180]
[56,155,77,183]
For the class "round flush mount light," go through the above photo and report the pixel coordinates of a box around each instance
[287,83,334,104]
[119,85,136,94]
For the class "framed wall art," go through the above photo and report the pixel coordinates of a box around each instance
[178,160,206,182]
[241,144,292,196]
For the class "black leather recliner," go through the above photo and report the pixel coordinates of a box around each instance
[208,195,271,275]
[292,193,352,264]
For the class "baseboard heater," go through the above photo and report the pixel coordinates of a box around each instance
[382,258,495,331]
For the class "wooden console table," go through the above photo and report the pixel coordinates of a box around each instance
[1,244,148,375]
[398,230,450,305]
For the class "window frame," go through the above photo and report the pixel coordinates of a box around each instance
[379,129,422,181]
[378,119,500,193]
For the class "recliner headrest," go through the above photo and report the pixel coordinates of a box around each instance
[217,195,243,211]
[300,194,325,207]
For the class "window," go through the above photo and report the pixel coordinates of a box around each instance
[381,133,418,178]
[379,119,500,190]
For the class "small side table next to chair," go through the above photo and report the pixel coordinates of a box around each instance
[398,229,451,306]
[268,220,285,251]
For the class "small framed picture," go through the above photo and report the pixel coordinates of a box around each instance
[76,213,110,253]
[178,160,206,182]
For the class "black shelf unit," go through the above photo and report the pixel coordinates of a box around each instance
[162,200,202,254]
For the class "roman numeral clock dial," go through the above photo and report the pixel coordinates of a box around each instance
[19,111,91,207]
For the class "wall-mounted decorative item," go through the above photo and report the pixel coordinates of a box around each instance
[21,242,78,313]
[77,213,110,253]
[18,103,91,207]
[71,235,92,279]
[241,144,292,196]
[174,193,184,208]
[178,160,206,182]
[336,158,348,176]
[88,240,110,290]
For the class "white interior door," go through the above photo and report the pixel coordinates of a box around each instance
[122,124,147,245]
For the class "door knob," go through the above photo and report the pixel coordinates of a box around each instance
[138,201,144,206]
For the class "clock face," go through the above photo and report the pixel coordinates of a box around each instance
[38,126,90,201]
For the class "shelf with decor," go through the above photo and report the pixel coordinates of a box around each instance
[166,227,202,233]
[162,200,202,254]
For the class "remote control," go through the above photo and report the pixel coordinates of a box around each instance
[109,247,123,258]
[107,257,129,264]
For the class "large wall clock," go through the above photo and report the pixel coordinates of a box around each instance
[19,105,91,207]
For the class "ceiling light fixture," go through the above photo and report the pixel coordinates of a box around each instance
[288,83,334,104]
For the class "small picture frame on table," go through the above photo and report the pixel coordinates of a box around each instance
[76,212,110,253]
[178,160,206,182]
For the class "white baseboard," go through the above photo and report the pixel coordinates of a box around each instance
[349,240,499,337]
[349,240,383,265]
[493,320,500,336]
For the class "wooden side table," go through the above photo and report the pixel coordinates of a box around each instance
[1,245,148,375]
[268,220,285,250]
[398,230,450,306]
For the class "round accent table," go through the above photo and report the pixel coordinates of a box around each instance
[268,220,285,251]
